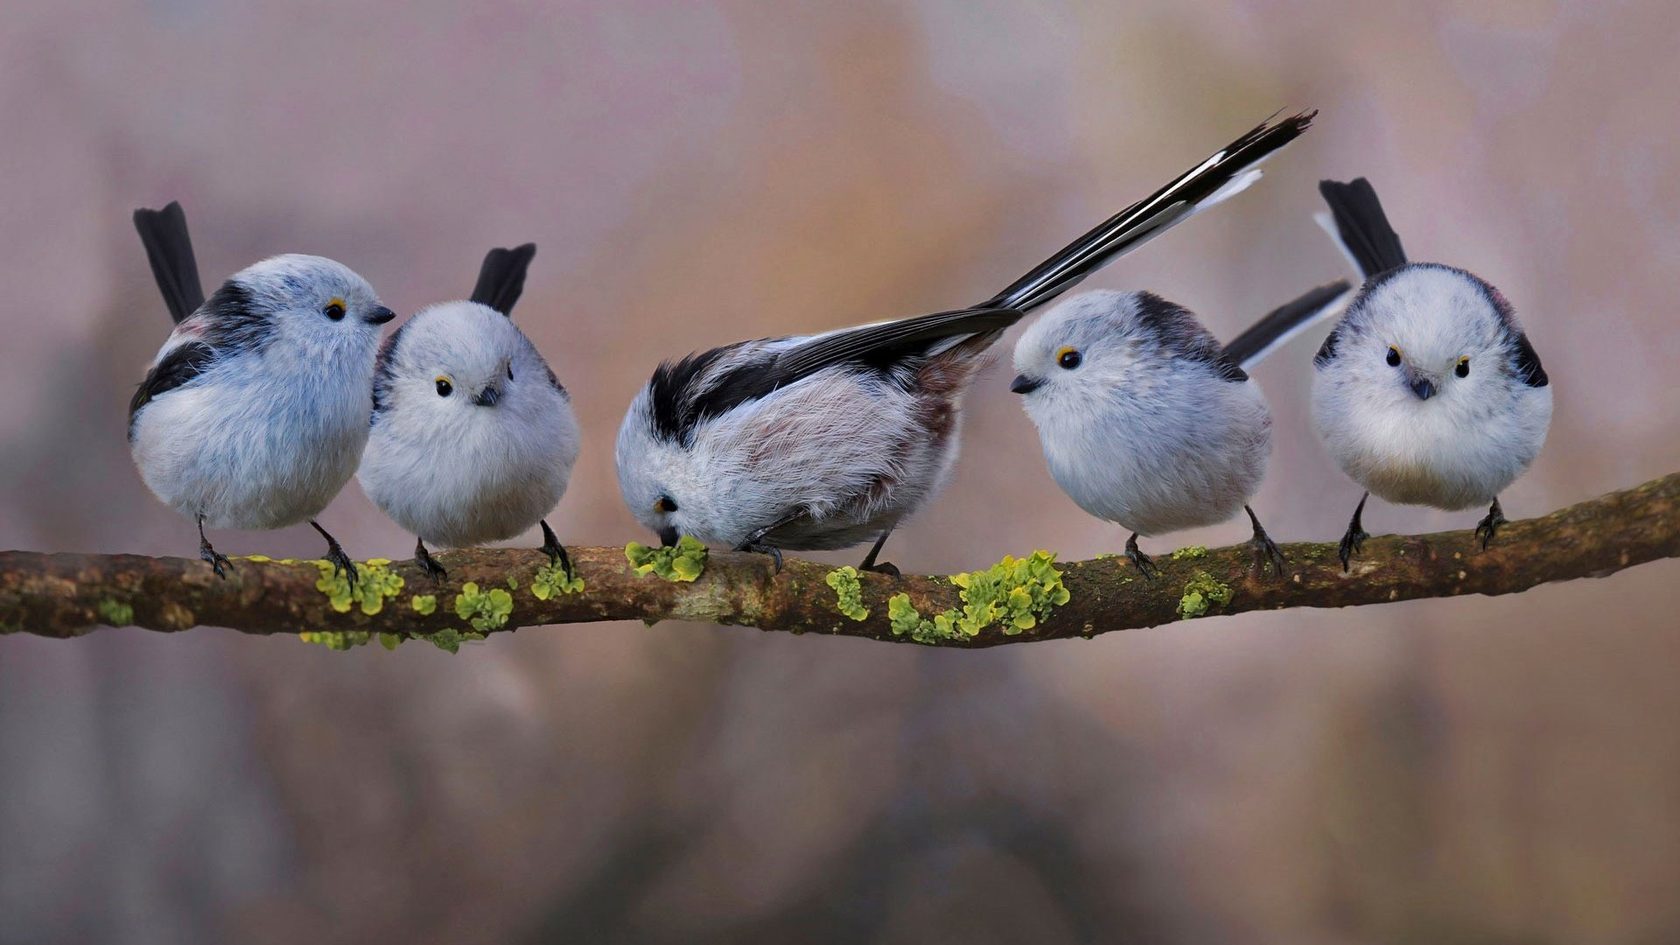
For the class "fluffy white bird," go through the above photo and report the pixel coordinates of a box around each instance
[129,202,394,579]
[1011,282,1349,576]
[1311,178,1552,570]
[358,244,581,580]
[616,111,1318,573]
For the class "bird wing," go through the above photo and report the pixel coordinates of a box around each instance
[127,341,218,439]
[647,307,1019,446]
[469,243,538,317]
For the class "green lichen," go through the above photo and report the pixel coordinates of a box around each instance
[1171,545,1208,561]
[825,566,869,621]
[506,575,519,590]
[298,630,372,651]
[378,633,403,651]
[531,561,586,600]
[454,581,514,632]
[311,558,404,615]
[96,598,134,627]
[1177,571,1234,620]
[425,626,483,654]
[410,594,437,616]
[887,551,1071,645]
[625,535,707,582]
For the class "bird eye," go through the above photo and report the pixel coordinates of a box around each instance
[507,363,515,381]
[1455,357,1470,378]
[1056,347,1082,370]
[1386,346,1402,367]
[435,376,453,397]
[324,299,346,321]
[654,495,678,514]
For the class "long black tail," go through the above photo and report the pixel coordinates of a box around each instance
[1318,178,1407,278]
[470,243,538,317]
[1221,280,1351,369]
[982,110,1317,313]
[132,202,205,324]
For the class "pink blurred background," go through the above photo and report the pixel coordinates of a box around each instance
[4,1,1679,942]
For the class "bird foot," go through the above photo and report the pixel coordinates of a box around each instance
[1125,535,1159,580]
[539,521,574,580]
[861,560,900,578]
[736,540,784,573]
[415,542,448,583]
[199,541,233,580]
[1475,500,1508,551]
[1337,524,1368,573]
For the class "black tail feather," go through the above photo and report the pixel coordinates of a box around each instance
[983,110,1317,313]
[1221,280,1351,369]
[1318,178,1407,278]
[132,202,205,324]
[469,243,538,316]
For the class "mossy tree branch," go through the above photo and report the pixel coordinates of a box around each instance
[2,472,1677,647]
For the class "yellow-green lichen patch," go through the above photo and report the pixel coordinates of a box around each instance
[312,558,405,615]
[454,581,514,632]
[1177,571,1234,620]
[411,594,437,616]
[378,633,403,651]
[825,567,869,621]
[625,535,707,582]
[887,551,1072,644]
[532,561,586,600]
[299,630,372,651]
[241,554,273,563]
[96,599,134,627]
[506,575,519,590]
[1171,545,1208,561]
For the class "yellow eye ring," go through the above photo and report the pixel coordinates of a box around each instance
[1386,345,1402,367]
[1455,356,1470,378]
[1056,346,1082,370]
[434,375,454,397]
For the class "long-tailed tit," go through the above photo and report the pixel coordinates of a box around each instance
[357,244,581,580]
[129,202,394,579]
[1010,282,1350,577]
[1311,178,1552,570]
[616,111,1317,572]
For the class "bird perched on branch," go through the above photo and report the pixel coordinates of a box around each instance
[1311,178,1552,571]
[616,111,1318,572]
[357,244,581,580]
[128,202,394,580]
[1011,281,1350,577]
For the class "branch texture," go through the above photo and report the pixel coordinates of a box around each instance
[2,472,1677,646]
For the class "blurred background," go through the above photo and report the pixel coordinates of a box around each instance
[3,1,1679,942]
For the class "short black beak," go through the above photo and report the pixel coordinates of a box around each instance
[365,305,396,325]
[1409,377,1436,401]
[471,386,501,407]
[1010,374,1043,395]
[658,526,679,548]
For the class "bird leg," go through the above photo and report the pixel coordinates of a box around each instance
[858,528,899,578]
[1245,505,1287,578]
[1337,492,1370,572]
[197,515,232,579]
[1475,497,1508,550]
[414,537,447,582]
[539,520,573,579]
[309,520,358,584]
[1125,532,1159,580]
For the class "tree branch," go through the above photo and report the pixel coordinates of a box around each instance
[2,472,1676,646]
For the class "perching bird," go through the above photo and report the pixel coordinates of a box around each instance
[357,244,581,580]
[1311,178,1552,570]
[129,202,394,579]
[1010,282,1350,577]
[616,111,1317,572]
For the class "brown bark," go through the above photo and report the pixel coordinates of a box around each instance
[2,472,1676,646]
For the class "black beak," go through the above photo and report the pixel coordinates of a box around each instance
[471,386,501,407]
[364,305,396,325]
[658,526,679,548]
[1010,374,1043,395]
[1409,377,1436,401]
